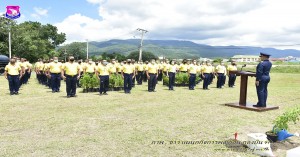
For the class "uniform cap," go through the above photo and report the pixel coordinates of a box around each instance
[260,52,271,57]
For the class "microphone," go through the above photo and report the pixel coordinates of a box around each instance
[241,64,246,71]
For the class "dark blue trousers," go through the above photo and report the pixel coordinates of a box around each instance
[217,73,224,88]
[23,70,30,84]
[222,75,226,86]
[137,71,143,85]
[66,75,77,96]
[256,77,270,107]
[203,73,211,89]
[51,73,61,92]
[148,73,157,91]
[168,72,175,90]
[124,73,133,93]
[228,74,236,87]
[8,75,20,93]
[209,73,214,85]
[99,75,109,94]
[189,74,196,89]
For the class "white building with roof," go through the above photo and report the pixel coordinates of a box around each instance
[231,55,260,62]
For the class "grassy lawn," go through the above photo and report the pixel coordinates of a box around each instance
[0,73,300,157]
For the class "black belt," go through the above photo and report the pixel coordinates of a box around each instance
[51,73,60,74]
[66,74,77,77]
[149,73,157,75]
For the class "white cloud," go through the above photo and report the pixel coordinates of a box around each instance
[55,0,300,49]
[31,7,48,19]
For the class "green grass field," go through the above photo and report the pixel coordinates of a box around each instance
[1,73,300,157]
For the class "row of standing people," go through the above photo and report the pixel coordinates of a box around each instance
[5,56,238,96]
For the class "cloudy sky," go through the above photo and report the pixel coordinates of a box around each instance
[1,0,300,49]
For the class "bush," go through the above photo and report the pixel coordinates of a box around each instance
[163,73,201,86]
[79,74,99,89]
[109,74,124,88]
[273,106,300,134]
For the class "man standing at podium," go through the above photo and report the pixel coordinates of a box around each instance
[254,52,272,108]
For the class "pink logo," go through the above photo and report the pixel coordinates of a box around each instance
[5,6,21,19]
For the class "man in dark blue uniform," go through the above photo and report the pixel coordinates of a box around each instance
[253,52,272,108]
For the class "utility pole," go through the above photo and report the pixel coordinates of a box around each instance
[137,28,148,61]
[8,25,11,58]
[86,39,89,59]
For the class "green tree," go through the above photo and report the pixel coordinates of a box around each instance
[0,19,66,61]
[126,51,158,61]
[58,42,86,60]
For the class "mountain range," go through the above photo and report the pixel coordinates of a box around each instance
[86,39,300,58]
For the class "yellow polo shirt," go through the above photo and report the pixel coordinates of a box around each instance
[117,65,123,73]
[179,64,188,72]
[202,65,213,73]
[96,65,110,76]
[109,63,117,73]
[43,63,49,72]
[5,64,21,75]
[62,62,80,75]
[163,63,170,72]
[123,64,135,74]
[37,62,44,71]
[136,64,144,71]
[188,64,197,74]
[196,65,202,73]
[146,63,158,74]
[227,65,237,71]
[85,64,95,73]
[168,65,177,73]
[216,65,226,74]
[49,62,62,73]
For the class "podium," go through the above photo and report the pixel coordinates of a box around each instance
[225,71,279,112]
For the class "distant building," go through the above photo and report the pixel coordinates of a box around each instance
[231,55,260,62]
[285,56,300,62]
[199,57,213,62]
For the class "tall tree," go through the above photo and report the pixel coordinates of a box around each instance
[0,19,66,62]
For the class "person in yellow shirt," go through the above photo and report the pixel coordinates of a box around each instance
[201,61,213,90]
[95,60,110,95]
[122,59,135,94]
[188,60,198,90]
[143,61,149,82]
[35,59,42,84]
[215,62,227,89]
[179,60,188,73]
[157,60,163,81]
[136,60,144,85]
[109,59,117,75]
[84,59,95,75]
[44,59,53,88]
[167,60,178,91]
[227,61,238,88]
[77,60,84,87]
[209,63,216,85]
[163,59,170,75]
[4,58,23,95]
[146,59,159,92]
[61,56,81,98]
[117,61,124,74]
[47,57,62,93]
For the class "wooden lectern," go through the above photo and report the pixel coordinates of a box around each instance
[225,71,279,112]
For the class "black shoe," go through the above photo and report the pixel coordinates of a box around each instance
[52,91,55,93]
[56,90,60,92]
[67,95,71,98]
[103,93,108,95]
[253,105,261,108]
[70,95,76,97]
[14,92,19,95]
[10,92,14,95]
